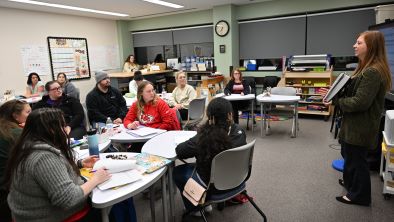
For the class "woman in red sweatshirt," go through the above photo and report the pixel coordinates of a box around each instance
[124,81,180,131]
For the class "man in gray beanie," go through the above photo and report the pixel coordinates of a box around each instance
[85,71,127,125]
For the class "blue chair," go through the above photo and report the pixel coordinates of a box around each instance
[183,140,267,222]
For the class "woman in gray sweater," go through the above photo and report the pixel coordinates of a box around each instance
[5,108,110,221]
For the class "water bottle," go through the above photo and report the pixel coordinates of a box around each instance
[87,129,99,156]
[105,117,113,137]
[162,88,167,100]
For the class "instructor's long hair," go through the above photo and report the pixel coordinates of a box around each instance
[197,97,233,162]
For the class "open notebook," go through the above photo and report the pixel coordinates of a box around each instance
[92,159,142,190]
[126,126,166,137]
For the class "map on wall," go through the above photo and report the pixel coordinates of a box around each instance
[20,45,50,76]
[47,37,91,81]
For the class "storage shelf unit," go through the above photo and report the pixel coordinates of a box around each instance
[380,132,394,199]
[284,70,333,119]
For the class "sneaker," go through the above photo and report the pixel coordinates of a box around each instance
[205,205,213,213]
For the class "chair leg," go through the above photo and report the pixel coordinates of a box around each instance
[246,112,250,130]
[200,209,208,222]
[242,191,267,222]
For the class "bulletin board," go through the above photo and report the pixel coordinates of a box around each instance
[47,37,91,80]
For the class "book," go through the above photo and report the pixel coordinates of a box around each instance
[135,152,171,174]
[323,72,351,102]
[126,126,166,137]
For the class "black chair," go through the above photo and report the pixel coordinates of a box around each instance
[262,76,281,89]
[241,77,257,130]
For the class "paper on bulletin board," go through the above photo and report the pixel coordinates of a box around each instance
[20,45,50,76]
[89,45,120,71]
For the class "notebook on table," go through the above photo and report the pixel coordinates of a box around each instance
[126,126,166,137]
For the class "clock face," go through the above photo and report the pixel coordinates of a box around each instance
[215,20,230,37]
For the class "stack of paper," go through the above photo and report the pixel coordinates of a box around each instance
[126,127,166,137]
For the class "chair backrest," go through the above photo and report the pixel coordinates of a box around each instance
[81,102,91,131]
[75,87,81,101]
[243,77,256,94]
[263,76,281,89]
[188,97,206,120]
[271,87,296,96]
[209,140,256,190]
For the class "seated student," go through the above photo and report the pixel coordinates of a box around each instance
[0,100,31,222]
[123,55,139,72]
[124,81,180,152]
[5,108,111,221]
[129,71,145,96]
[25,72,45,98]
[154,54,164,63]
[33,81,86,139]
[167,71,197,120]
[173,97,247,213]
[86,71,128,126]
[124,81,180,131]
[57,72,79,100]
[224,68,250,124]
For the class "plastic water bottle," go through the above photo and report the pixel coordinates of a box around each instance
[106,117,113,136]
[162,88,167,100]
[87,129,99,156]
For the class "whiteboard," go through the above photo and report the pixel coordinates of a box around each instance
[89,45,121,71]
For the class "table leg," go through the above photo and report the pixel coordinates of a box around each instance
[101,207,110,222]
[260,103,264,137]
[168,163,175,222]
[251,100,254,132]
[161,169,169,222]
[291,102,298,138]
[150,186,156,222]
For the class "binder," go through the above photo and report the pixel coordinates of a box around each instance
[323,73,351,102]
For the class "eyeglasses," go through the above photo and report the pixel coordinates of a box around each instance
[50,87,62,91]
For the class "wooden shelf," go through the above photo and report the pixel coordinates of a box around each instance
[287,85,330,88]
[284,69,333,119]
[298,110,330,116]
[299,101,324,104]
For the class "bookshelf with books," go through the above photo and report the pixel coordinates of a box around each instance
[284,69,333,120]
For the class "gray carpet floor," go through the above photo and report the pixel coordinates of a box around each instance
[133,117,394,222]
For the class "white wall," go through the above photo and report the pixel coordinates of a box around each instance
[0,7,119,102]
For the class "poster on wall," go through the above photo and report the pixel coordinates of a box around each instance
[20,45,50,76]
[47,37,91,80]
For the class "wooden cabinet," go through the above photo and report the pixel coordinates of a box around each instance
[284,70,333,119]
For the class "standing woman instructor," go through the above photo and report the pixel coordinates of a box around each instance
[330,31,391,206]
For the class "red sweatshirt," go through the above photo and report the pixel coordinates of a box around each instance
[124,98,179,130]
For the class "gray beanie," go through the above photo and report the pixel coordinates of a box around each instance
[95,71,109,83]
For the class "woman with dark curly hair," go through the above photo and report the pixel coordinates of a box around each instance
[25,72,44,98]
[173,97,247,212]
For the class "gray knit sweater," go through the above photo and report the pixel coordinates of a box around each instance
[8,143,86,222]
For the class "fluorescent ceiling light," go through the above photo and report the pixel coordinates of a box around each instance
[143,0,184,9]
[8,0,129,17]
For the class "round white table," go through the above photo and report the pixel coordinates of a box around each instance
[92,152,168,222]
[141,130,197,222]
